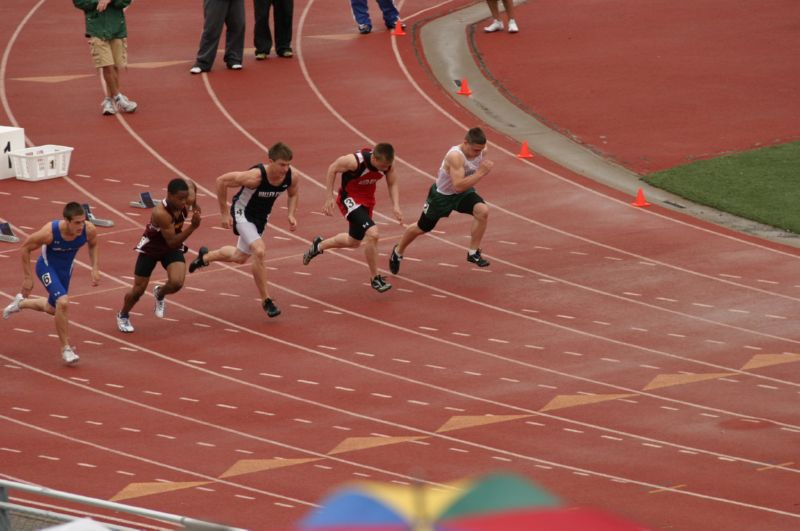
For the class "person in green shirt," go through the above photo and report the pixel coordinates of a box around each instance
[73,0,138,115]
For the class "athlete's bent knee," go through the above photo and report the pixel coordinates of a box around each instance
[364,226,379,241]
[473,203,489,221]
[167,282,184,293]
[417,215,437,233]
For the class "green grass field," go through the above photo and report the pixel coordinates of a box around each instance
[643,141,800,235]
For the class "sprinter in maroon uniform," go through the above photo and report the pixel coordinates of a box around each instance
[116,178,201,332]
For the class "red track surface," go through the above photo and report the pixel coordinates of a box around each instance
[1,1,799,530]
[474,0,800,173]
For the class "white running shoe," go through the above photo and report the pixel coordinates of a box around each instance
[153,285,166,318]
[101,97,116,115]
[62,346,79,366]
[484,19,504,32]
[116,312,134,333]
[114,93,137,113]
[3,294,23,319]
[508,19,519,33]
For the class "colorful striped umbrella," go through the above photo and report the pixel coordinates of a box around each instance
[295,472,646,530]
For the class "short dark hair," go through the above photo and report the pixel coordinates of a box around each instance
[167,177,189,195]
[465,127,486,145]
[63,202,84,220]
[373,143,395,163]
[269,142,293,162]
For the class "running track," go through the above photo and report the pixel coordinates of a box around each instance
[1,1,799,530]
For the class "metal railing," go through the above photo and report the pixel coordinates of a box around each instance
[0,480,247,531]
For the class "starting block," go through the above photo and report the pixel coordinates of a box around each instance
[82,203,114,228]
[0,221,20,243]
[129,191,159,208]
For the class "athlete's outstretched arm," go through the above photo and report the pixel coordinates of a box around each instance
[19,223,53,297]
[215,168,261,229]
[85,222,101,286]
[322,154,358,216]
[385,167,403,224]
[286,176,299,231]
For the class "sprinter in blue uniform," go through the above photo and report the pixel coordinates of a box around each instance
[3,202,100,366]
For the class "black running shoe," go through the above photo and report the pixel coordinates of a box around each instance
[263,298,281,318]
[303,236,323,265]
[467,249,490,267]
[389,244,402,275]
[371,275,392,293]
[189,246,209,273]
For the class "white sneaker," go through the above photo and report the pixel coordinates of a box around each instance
[3,294,23,319]
[62,346,79,366]
[114,93,137,113]
[101,97,116,115]
[116,312,134,333]
[189,66,203,74]
[508,19,519,33]
[484,19,504,33]
[153,285,166,318]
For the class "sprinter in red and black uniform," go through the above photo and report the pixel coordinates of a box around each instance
[116,178,201,333]
[302,143,402,293]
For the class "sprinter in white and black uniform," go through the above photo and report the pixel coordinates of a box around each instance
[3,202,100,366]
[116,178,201,333]
[389,127,493,275]
[189,142,299,318]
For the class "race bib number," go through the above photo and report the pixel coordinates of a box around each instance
[343,197,360,215]
[40,272,52,287]
[135,236,150,251]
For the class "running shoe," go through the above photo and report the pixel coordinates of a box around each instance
[371,275,392,293]
[508,19,519,33]
[467,249,490,267]
[389,245,402,275]
[153,285,166,318]
[358,24,372,34]
[116,312,134,333]
[62,346,79,366]
[101,97,116,116]
[303,236,323,265]
[189,246,209,273]
[263,298,281,318]
[114,93,137,113]
[3,293,23,319]
[484,19,504,33]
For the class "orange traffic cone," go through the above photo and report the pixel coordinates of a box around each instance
[516,141,534,159]
[631,188,651,207]
[456,79,472,96]
[392,22,406,36]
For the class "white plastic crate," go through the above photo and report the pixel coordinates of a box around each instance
[9,144,73,181]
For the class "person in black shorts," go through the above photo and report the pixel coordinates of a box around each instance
[389,127,493,275]
[116,178,201,332]
[188,142,298,318]
[302,143,402,293]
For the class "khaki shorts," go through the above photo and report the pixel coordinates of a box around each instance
[89,37,127,68]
